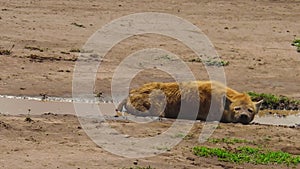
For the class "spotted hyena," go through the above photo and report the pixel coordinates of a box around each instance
[116,81,263,124]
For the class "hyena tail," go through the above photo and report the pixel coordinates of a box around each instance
[116,98,128,112]
[115,98,146,117]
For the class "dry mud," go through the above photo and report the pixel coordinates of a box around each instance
[1,0,300,168]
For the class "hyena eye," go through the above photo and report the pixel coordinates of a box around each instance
[234,107,241,111]
[248,108,253,113]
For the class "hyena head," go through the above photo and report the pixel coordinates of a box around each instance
[226,93,263,124]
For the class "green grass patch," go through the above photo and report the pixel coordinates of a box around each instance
[188,58,229,67]
[193,146,300,166]
[292,39,300,52]
[248,92,286,105]
[248,91,300,110]
[204,59,229,67]
[173,133,185,138]
[208,137,254,145]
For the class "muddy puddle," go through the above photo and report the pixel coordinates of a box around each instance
[0,95,299,126]
[0,95,116,117]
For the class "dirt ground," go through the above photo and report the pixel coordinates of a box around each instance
[1,0,300,168]
[0,114,299,169]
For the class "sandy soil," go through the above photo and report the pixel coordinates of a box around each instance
[1,0,300,168]
[0,0,300,98]
[0,114,300,169]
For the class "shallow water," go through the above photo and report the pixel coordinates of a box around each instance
[0,95,299,126]
[0,95,115,116]
[253,114,300,126]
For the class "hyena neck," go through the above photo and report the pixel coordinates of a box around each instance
[226,88,242,100]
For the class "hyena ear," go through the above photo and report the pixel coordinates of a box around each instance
[255,100,263,114]
[222,95,232,111]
